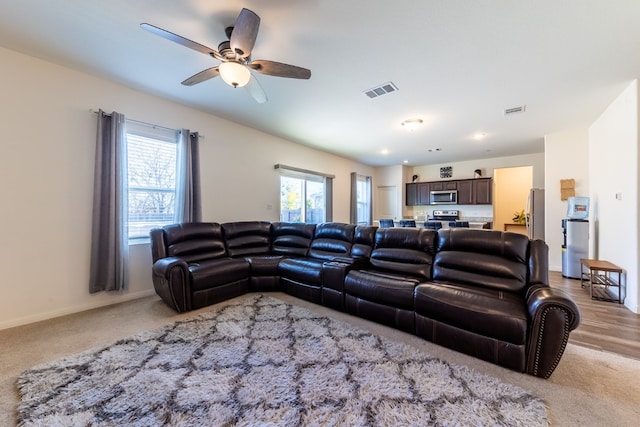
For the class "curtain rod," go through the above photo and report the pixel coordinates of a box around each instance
[90,109,204,139]
[274,163,335,179]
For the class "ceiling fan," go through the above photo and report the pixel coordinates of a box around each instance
[141,8,311,104]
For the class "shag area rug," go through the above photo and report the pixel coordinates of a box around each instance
[17,294,548,426]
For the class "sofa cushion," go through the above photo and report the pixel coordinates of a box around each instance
[164,222,227,263]
[189,258,250,291]
[345,270,420,310]
[369,228,436,280]
[278,258,324,285]
[245,255,284,276]
[222,221,272,257]
[272,222,316,256]
[308,222,356,261]
[433,228,529,292]
[351,225,377,259]
[414,282,528,345]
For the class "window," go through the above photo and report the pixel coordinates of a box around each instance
[126,121,179,240]
[355,174,372,224]
[277,165,333,223]
[350,172,372,225]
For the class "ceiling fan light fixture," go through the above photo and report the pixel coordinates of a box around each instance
[401,118,423,131]
[219,62,251,88]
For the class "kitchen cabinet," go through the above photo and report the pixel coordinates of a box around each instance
[406,182,432,205]
[405,178,492,206]
[417,183,431,204]
[473,178,492,204]
[406,183,418,206]
[457,180,473,204]
[430,181,457,191]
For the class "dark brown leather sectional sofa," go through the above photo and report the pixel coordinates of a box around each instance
[150,221,580,378]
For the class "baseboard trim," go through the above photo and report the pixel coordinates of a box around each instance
[0,289,157,331]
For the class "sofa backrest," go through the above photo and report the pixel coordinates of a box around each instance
[308,222,357,261]
[158,222,227,263]
[222,221,272,257]
[271,222,316,256]
[352,225,378,259]
[370,228,437,280]
[433,228,530,292]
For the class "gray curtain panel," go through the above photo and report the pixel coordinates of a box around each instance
[89,110,129,293]
[350,172,358,224]
[176,130,202,223]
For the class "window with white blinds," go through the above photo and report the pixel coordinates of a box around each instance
[126,121,179,240]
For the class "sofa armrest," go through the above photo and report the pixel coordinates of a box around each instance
[152,257,191,313]
[330,256,370,268]
[525,287,581,378]
[321,260,364,311]
[528,239,549,287]
[322,261,355,291]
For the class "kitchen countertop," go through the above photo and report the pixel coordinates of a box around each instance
[468,221,489,229]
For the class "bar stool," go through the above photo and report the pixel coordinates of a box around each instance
[379,219,395,228]
[449,221,469,228]
[424,221,442,230]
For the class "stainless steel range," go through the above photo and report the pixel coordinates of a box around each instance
[431,209,459,222]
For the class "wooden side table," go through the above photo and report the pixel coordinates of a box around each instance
[580,259,623,304]
[504,223,527,235]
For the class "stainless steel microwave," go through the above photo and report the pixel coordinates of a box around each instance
[430,190,458,205]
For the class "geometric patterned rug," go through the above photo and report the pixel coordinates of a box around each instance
[17,294,548,426]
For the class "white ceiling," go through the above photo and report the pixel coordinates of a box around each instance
[2,0,640,166]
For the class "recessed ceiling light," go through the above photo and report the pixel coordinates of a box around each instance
[381,149,390,155]
[473,132,487,140]
[403,160,409,164]
[401,118,423,131]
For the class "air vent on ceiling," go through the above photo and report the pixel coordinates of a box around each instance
[364,81,398,99]
[504,105,526,116]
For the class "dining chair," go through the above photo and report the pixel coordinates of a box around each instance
[379,219,395,228]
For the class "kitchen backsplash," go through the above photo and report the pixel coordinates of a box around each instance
[411,205,493,221]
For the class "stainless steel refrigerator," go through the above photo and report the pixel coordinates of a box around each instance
[562,219,589,279]
[525,188,545,240]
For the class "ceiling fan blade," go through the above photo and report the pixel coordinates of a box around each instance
[230,8,260,58]
[140,23,223,60]
[181,67,220,86]
[244,75,268,104]
[250,60,311,79]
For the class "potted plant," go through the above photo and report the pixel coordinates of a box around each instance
[512,209,526,224]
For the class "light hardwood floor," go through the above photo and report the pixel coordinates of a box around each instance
[551,271,640,360]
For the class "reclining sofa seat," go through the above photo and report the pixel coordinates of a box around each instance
[414,228,580,378]
[321,225,378,311]
[221,221,315,291]
[150,222,250,312]
[278,222,357,303]
[344,227,437,333]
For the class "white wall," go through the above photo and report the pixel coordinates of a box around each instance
[0,46,373,329]
[589,80,639,313]
[544,128,590,271]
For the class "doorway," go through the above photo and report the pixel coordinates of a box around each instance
[493,166,533,233]
[376,185,398,223]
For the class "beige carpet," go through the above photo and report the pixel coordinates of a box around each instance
[2,292,639,426]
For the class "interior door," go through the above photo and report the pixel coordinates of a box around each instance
[376,185,397,223]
